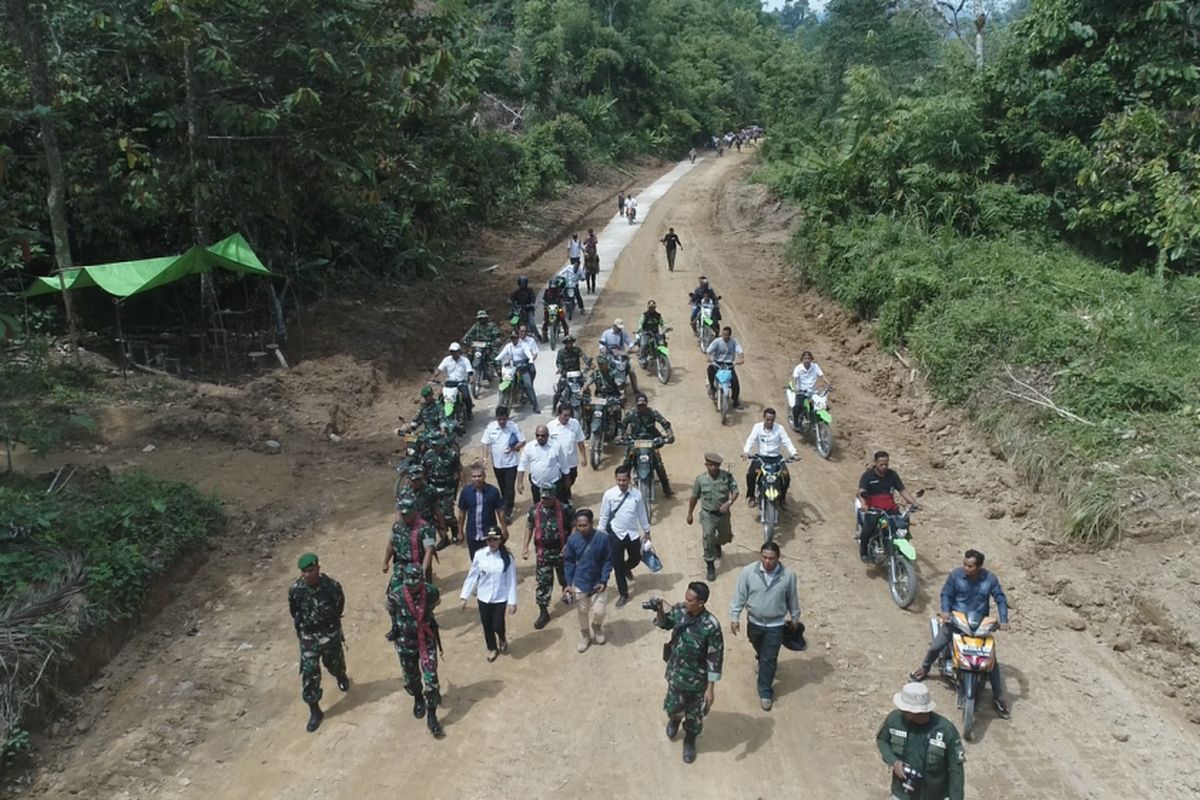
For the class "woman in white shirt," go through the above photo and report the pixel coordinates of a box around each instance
[460,527,519,661]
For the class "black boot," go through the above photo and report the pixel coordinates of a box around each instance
[534,606,551,630]
[306,702,324,733]
[337,674,350,692]
[682,732,697,763]
[412,694,427,719]
[705,561,716,581]
[427,708,445,739]
[666,718,680,740]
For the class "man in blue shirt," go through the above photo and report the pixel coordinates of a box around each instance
[457,466,508,559]
[909,549,1012,719]
[563,508,613,653]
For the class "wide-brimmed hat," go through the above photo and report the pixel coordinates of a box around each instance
[893,682,936,713]
[475,309,489,319]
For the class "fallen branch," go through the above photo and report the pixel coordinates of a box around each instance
[893,350,912,369]
[1001,364,1095,426]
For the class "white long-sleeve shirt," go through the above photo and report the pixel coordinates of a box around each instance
[496,336,540,366]
[481,420,525,469]
[597,485,650,539]
[547,416,586,469]
[460,547,518,605]
[792,362,824,393]
[743,422,798,458]
[518,440,570,486]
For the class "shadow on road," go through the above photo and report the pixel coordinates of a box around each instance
[700,710,776,760]
[775,654,835,699]
[509,626,563,659]
[600,617,658,646]
[326,677,402,719]
[442,678,505,726]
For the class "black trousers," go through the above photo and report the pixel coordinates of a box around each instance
[609,532,642,598]
[493,466,517,517]
[477,601,508,651]
[707,365,741,404]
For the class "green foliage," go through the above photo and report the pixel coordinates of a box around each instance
[0,470,223,614]
[0,338,96,472]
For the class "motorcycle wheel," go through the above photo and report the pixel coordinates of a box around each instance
[814,421,832,459]
[639,476,654,522]
[589,431,604,470]
[550,322,559,351]
[394,472,410,499]
[889,555,919,609]
[719,390,730,426]
[761,497,777,543]
[655,354,671,385]
[470,371,482,400]
[960,672,977,741]
[700,326,714,352]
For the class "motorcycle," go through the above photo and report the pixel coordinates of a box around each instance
[627,205,637,225]
[932,611,1000,741]
[587,394,624,470]
[509,300,537,336]
[694,297,719,351]
[605,350,632,398]
[434,379,468,430]
[753,455,796,543]
[638,328,672,385]
[468,341,493,399]
[710,359,735,425]
[857,503,919,609]
[497,362,533,412]
[786,384,833,459]
[620,437,666,521]
[557,369,587,415]
[545,301,566,350]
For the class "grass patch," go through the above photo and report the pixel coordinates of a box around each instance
[787,215,1200,545]
[0,469,224,770]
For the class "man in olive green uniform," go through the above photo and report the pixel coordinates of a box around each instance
[553,335,592,411]
[463,309,502,359]
[653,581,724,764]
[386,562,445,738]
[383,499,437,582]
[523,484,575,630]
[287,553,349,733]
[619,393,675,497]
[407,385,443,435]
[396,465,443,529]
[686,452,740,581]
[422,432,463,548]
[876,682,965,800]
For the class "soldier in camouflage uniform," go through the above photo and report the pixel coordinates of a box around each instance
[422,432,463,548]
[386,562,445,738]
[553,335,592,411]
[522,484,574,630]
[287,552,349,733]
[404,385,444,437]
[383,499,438,584]
[396,464,443,530]
[463,309,502,358]
[620,393,675,497]
[653,581,724,763]
[686,452,740,581]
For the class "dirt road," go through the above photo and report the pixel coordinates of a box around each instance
[25,153,1199,799]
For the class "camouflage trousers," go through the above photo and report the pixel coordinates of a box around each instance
[432,486,458,535]
[535,552,566,608]
[299,633,346,704]
[664,685,707,736]
[395,642,440,710]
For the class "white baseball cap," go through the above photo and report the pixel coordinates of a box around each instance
[449,342,461,352]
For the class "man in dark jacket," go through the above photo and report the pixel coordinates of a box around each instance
[876,682,965,800]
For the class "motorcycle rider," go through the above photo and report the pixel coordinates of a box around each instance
[588,356,624,403]
[790,350,830,429]
[556,261,586,313]
[620,393,675,498]
[908,549,1011,719]
[433,342,473,422]
[689,277,720,329]
[742,408,798,509]
[856,450,919,563]
[660,228,683,271]
[554,334,592,411]
[496,325,541,413]
[636,301,666,369]
[541,276,571,341]
[705,326,745,409]
[406,385,444,436]
[599,319,639,395]
[626,194,638,222]
[463,310,502,369]
[510,276,540,341]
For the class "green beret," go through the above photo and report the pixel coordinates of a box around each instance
[297,552,318,570]
[420,385,434,397]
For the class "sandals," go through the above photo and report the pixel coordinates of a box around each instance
[908,668,929,682]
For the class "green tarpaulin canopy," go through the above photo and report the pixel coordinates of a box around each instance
[23,233,271,298]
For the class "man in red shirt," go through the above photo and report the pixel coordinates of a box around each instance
[856,450,918,562]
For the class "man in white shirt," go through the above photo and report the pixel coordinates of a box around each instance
[790,350,829,430]
[557,261,586,313]
[495,325,541,413]
[742,407,798,509]
[480,405,525,523]
[547,404,587,500]
[517,424,570,503]
[597,465,652,607]
[599,319,638,394]
[434,342,474,421]
[706,326,745,409]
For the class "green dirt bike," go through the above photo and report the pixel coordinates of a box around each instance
[638,328,672,385]
[786,384,833,459]
[857,504,920,609]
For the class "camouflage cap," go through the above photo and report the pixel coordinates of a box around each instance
[476,309,489,319]
[402,562,423,580]
[539,482,558,494]
[408,464,425,478]
[397,497,416,513]
[297,552,318,570]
